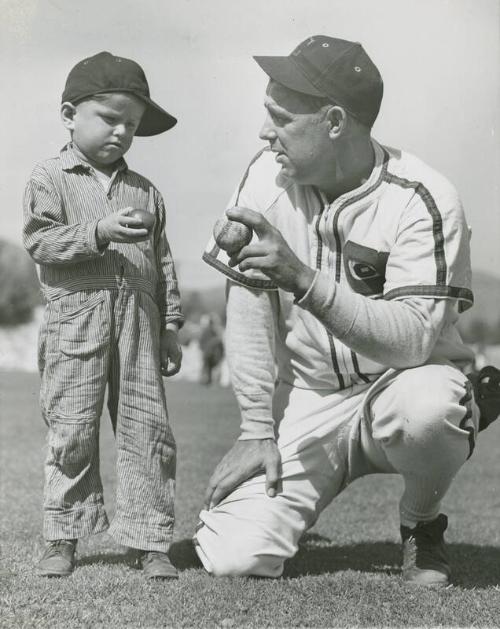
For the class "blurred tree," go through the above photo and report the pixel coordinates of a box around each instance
[460,318,492,345]
[0,239,42,325]
[182,286,226,324]
[182,291,205,322]
[492,316,500,345]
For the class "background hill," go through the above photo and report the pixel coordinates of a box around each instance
[458,270,500,343]
[0,239,42,325]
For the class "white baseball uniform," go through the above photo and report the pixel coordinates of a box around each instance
[196,140,478,577]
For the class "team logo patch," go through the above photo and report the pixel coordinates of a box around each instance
[343,241,389,297]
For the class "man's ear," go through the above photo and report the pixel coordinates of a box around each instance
[61,102,77,131]
[326,105,348,139]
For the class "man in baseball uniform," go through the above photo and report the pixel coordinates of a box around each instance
[195,35,499,586]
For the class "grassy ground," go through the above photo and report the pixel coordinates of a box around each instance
[1,371,500,628]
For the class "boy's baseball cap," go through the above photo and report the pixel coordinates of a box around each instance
[254,35,383,127]
[62,51,177,136]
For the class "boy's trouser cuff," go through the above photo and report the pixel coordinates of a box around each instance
[108,519,174,553]
[44,504,109,540]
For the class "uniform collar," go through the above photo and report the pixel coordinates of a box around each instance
[355,138,387,193]
[60,142,128,174]
[315,138,388,206]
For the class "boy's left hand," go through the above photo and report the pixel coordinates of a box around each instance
[160,327,182,377]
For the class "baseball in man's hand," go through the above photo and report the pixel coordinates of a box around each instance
[213,211,253,255]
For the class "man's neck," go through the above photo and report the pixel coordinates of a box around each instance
[320,136,375,203]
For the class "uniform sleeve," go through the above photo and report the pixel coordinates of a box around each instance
[225,281,277,440]
[153,190,184,330]
[202,148,279,291]
[382,182,473,313]
[23,166,105,265]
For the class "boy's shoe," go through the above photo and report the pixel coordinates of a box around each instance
[37,539,77,577]
[139,551,178,579]
[400,514,450,587]
[468,366,500,432]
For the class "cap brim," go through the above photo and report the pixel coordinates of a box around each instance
[135,95,177,136]
[253,55,325,97]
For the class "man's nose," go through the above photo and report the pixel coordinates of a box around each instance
[259,114,277,142]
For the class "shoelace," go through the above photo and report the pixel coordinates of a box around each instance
[42,540,75,559]
[141,551,168,565]
[405,523,447,567]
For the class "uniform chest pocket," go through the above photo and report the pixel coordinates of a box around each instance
[58,292,110,358]
[343,241,389,297]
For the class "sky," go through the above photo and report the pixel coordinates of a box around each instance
[1,0,499,289]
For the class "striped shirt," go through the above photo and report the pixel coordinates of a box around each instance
[23,143,183,328]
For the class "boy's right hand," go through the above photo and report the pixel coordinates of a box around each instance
[96,207,150,245]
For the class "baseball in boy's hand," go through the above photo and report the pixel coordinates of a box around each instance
[96,207,150,245]
[128,209,156,231]
[213,211,253,255]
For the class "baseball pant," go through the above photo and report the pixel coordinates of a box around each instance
[195,361,478,577]
[38,288,176,552]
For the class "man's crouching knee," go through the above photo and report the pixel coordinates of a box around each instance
[194,519,285,578]
[370,362,477,473]
[372,363,477,443]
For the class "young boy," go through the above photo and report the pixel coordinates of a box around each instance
[23,51,184,579]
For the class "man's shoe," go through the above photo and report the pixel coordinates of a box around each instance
[468,365,500,432]
[37,539,77,577]
[401,514,450,587]
[140,551,178,579]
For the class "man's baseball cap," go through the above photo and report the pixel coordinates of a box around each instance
[254,35,383,127]
[61,51,177,136]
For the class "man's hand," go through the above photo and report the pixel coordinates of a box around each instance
[204,438,281,510]
[96,207,150,245]
[226,207,316,298]
[160,326,182,376]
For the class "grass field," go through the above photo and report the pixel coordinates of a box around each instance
[1,370,500,628]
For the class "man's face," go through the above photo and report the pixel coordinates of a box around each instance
[68,93,146,166]
[259,81,334,185]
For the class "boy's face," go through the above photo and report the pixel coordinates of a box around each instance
[63,93,146,166]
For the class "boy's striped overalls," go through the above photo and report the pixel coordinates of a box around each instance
[23,143,183,552]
